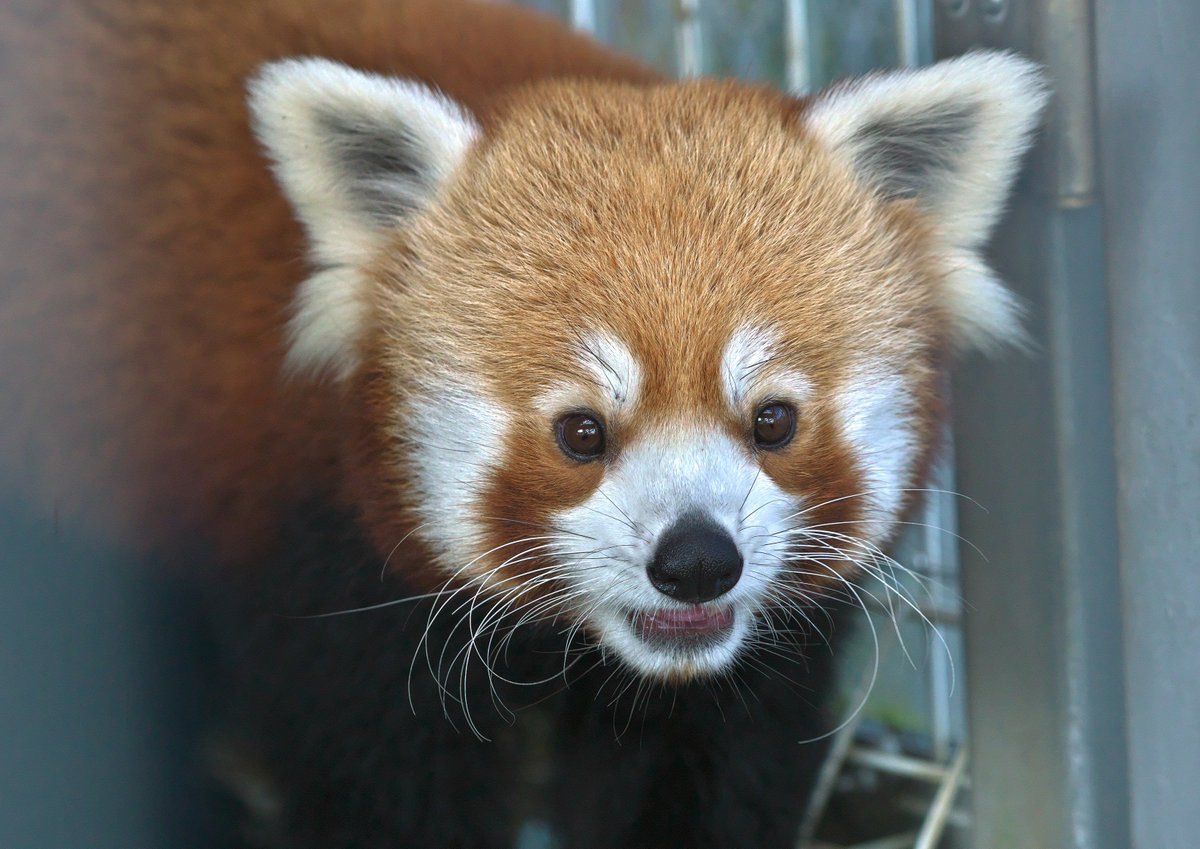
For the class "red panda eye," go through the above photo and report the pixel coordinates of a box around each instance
[556,412,606,461]
[753,403,796,450]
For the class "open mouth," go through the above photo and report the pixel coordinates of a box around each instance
[629,605,735,648]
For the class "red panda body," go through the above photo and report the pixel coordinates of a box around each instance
[0,1,1045,846]
[0,0,654,561]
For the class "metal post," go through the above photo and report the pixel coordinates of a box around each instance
[568,0,596,34]
[784,0,812,94]
[673,0,703,78]
[894,0,923,67]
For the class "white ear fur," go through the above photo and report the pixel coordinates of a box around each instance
[806,51,1048,351]
[247,58,479,377]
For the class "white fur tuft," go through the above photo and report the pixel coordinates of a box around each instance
[941,249,1029,353]
[281,267,372,380]
[807,51,1048,352]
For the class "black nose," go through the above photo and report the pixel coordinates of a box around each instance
[647,516,743,603]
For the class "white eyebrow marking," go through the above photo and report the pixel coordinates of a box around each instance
[574,330,642,410]
[721,324,813,409]
[533,330,643,419]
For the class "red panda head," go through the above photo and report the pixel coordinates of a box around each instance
[249,54,1045,680]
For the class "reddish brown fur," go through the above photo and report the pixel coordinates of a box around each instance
[0,0,656,562]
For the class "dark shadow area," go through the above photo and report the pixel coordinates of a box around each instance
[0,490,236,849]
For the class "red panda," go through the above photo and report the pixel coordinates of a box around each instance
[0,0,1046,846]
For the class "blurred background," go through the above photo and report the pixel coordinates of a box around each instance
[2,2,1197,848]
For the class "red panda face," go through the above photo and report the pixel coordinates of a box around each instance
[249,54,1045,680]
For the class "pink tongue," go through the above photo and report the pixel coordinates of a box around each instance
[638,606,733,638]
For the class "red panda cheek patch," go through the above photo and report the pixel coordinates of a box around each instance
[401,383,516,578]
[832,369,921,543]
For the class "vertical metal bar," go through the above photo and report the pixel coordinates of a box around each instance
[894,0,922,67]
[927,600,954,763]
[926,455,959,763]
[1035,0,1097,207]
[673,0,703,77]
[672,0,705,77]
[568,0,596,34]
[784,0,812,93]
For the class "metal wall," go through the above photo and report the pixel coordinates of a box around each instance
[936,1,1133,846]
[941,1,1199,848]
[1094,1,1200,846]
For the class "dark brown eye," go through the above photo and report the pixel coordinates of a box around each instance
[556,412,606,461]
[753,402,795,449]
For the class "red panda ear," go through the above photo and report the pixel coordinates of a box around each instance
[248,57,479,265]
[247,58,479,378]
[806,51,1048,352]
